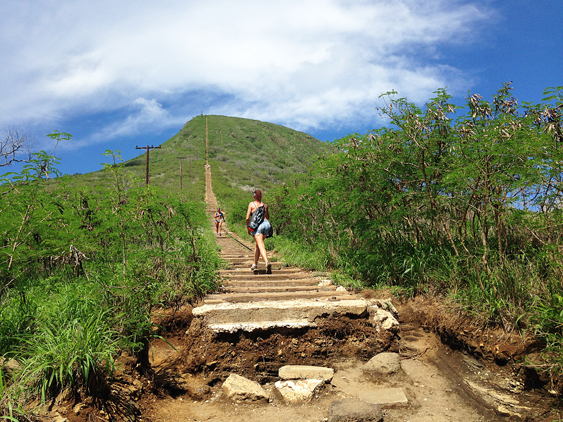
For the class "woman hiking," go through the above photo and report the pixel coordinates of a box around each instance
[245,189,272,273]
[214,208,225,236]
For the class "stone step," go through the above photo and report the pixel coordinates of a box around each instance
[208,319,312,333]
[193,299,369,332]
[204,289,354,304]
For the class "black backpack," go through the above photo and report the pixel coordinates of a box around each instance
[249,204,265,230]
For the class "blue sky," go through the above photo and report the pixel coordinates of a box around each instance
[1,0,561,176]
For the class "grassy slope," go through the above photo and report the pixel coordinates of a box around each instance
[203,115,334,192]
[69,115,333,202]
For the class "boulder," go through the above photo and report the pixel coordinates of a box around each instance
[274,379,324,403]
[222,374,268,403]
[279,365,334,382]
[368,298,399,316]
[369,307,400,333]
[364,352,402,375]
[328,398,383,422]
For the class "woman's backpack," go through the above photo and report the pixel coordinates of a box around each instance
[249,204,265,230]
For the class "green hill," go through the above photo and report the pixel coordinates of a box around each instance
[71,115,334,201]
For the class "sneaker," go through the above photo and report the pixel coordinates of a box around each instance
[266,261,272,274]
[250,264,258,271]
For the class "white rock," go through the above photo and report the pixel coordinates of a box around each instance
[279,365,334,382]
[368,298,399,315]
[364,352,402,375]
[368,308,400,333]
[358,387,408,407]
[274,379,324,403]
[222,374,268,403]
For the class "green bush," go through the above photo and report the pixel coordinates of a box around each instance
[0,142,220,412]
[267,84,563,372]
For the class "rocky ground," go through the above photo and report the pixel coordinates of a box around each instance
[40,296,561,422]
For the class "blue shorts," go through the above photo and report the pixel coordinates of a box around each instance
[252,219,271,237]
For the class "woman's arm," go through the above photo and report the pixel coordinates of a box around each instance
[245,202,253,226]
[265,204,270,220]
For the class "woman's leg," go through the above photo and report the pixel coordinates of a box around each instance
[218,221,223,234]
[254,242,260,266]
[215,221,219,233]
[254,233,269,263]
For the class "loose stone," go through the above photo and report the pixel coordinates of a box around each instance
[279,365,334,382]
[328,398,383,422]
[364,352,402,375]
[222,374,268,403]
[274,379,324,403]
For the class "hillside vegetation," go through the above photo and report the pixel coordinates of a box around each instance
[268,84,563,378]
[0,116,331,419]
[70,115,333,201]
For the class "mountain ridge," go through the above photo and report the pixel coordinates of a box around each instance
[71,115,334,201]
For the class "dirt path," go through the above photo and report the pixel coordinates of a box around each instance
[145,302,556,421]
[142,167,560,421]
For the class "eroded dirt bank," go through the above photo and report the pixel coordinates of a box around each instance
[50,295,562,422]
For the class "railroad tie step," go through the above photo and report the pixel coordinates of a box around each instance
[223,273,314,282]
[221,285,337,294]
[219,268,302,275]
[221,279,320,288]
[204,289,354,304]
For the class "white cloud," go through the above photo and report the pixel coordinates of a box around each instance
[96,98,172,138]
[0,0,493,146]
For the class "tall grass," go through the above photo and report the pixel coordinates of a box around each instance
[0,149,221,417]
[19,311,119,401]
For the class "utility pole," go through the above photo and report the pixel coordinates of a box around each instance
[177,156,186,189]
[135,145,161,185]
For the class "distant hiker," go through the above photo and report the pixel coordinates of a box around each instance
[215,208,225,235]
[246,189,272,273]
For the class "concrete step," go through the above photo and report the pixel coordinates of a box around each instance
[193,299,369,333]
[204,289,354,304]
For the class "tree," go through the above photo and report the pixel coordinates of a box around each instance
[0,127,33,167]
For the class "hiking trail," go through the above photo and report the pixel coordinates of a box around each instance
[142,164,556,422]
